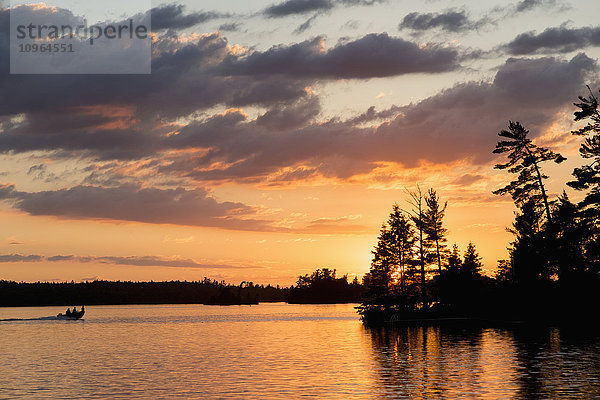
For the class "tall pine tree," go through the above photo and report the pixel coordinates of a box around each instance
[493,121,566,224]
[424,189,448,273]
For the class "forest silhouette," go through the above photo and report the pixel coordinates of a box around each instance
[358,87,600,325]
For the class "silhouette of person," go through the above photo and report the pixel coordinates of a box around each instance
[65,308,71,316]
[81,305,85,313]
[72,307,77,314]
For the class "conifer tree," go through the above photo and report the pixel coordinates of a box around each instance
[424,189,448,273]
[548,192,591,281]
[507,200,548,283]
[363,224,394,305]
[462,242,483,278]
[493,121,566,224]
[447,244,461,274]
[568,87,600,220]
[407,187,431,308]
[386,204,415,292]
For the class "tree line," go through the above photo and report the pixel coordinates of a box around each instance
[0,279,285,306]
[286,268,363,303]
[359,87,600,324]
[0,273,365,306]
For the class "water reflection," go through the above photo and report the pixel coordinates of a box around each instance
[366,324,600,399]
[2,305,600,399]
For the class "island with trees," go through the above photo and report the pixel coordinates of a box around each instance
[358,87,600,325]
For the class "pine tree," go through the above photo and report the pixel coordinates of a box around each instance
[424,189,448,273]
[493,121,566,224]
[386,204,415,292]
[447,244,461,274]
[548,192,591,281]
[363,224,394,306]
[507,199,548,283]
[462,242,483,278]
[361,205,420,320]
[568,87,600,220]
[407,187,431,308]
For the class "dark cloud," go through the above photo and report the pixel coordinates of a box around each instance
[0,183,274,230]
[515,0,560,12]
[294,13,320,33]
[505,26,600,55]
[161,54,597,182]
[256,95,321,130]
[453,174,486,186]
[151,4,226,31]
[0,16,308,120]
[0,8,464,162]
[263,0,383,17]
[347,105,402,124]
[399,9,487,33]
[0,7,461,162]
[0,3,594,197]
[224,33,461,79]
[0,254,257,269]
[47,255,76,262]
[218,22,242,32]
[264,0,334,17]
[0,254,43,262]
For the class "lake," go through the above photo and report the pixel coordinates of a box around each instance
[1,303,599,399]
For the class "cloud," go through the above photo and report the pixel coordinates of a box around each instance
[505,26,600,55]
[223,34,462,79]
[161,53,597,182]
[514,0,561,12]
[263,0,382,18]
[218,22,242,32]
[399,9,488,33]
[0,253,258,269]
[0,254,43,262]
[453,173,486,186]
[47,255,76,262]
[151,4,227,31]
[0,183,275,230]
[264,0,334,17]
[301,215,369,233]
[0,4,595,191]
[7,237,24,245]
[82,256,253,269]
[294,13,320,33]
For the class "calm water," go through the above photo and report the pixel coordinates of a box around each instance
[1,303,599,399]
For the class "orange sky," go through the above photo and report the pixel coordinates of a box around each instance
[1,0,599,285]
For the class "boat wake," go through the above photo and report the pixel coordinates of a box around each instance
[0,316,83,321]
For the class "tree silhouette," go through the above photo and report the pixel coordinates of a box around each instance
[462,242,483,278]
[493,121,566,224]
[407,187,431,308]
[424,189,448,273]
[362,205,420,313]
[507,199,549,283]
[362,224,395,309]
[549,192,596,281]
[386,204,415,292]
[568,86,600,215]
[447,244,461,274]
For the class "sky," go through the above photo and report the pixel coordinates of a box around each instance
[0,0,600,285]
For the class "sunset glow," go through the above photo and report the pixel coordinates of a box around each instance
[1,0,599,285]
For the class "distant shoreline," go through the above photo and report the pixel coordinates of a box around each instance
[0,279,362,307]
